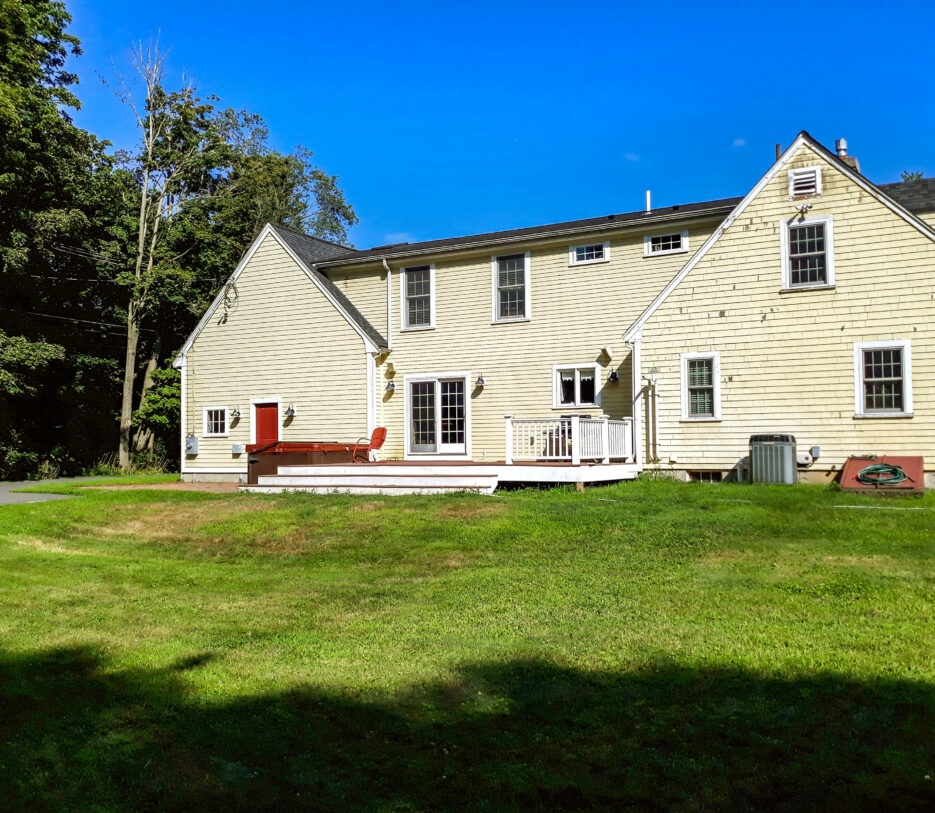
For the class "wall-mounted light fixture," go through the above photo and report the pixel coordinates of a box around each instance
[284,402,296,418]
[385,381,396,392]
[475,374,486,388]
[607,370,619,383]
[229,405,242,419]
[646,366,660,387]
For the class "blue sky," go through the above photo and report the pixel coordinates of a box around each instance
[66,0,935,249]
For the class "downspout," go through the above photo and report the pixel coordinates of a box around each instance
[382,258,392,349]
[626,337,643,467]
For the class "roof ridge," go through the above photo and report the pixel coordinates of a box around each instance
[269,223,354,251]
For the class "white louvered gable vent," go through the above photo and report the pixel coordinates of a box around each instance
[788,166,822,198]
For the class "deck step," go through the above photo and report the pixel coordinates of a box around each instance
[274,464,505,477]
[242,481,496,496]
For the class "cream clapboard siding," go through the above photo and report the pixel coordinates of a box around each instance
[329,269,388,338]
[638,142,935,475]
[369,225,718,460]
[182,233,369,473]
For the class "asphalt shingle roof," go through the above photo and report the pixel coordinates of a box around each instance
[272,172,935,277]
[878,177,935,213]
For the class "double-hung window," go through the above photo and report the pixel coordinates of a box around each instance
[781,214,835,289]
[854,340,913,417]
[681,353,721,420]
[402,264,434,330]
[568,241,610,266]
[492,252,530,322]
[553,365,600,408]
[203,407,228,437]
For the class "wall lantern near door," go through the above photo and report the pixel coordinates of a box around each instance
[385,381,396,393]
[607,370,619,383]
[475,374,486,388]
[229,405,242,419]
[284,402,296,418]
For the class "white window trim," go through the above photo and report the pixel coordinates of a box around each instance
[643,230,690,258]
[400,263,436,331]
[780,214,836,291]
[402,371,472,460]
[202,406,229,438]
[249,397,282,445]
[551,364,602,409]
[788,165,823,199]
[680,352,721,422]
[853,340,913,418]
[568,241,611,267]
[491,251,531,323]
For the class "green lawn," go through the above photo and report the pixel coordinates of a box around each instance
[2,479,934,810]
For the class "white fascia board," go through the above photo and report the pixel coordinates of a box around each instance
[621,132,935,343]
[173,223,380,367]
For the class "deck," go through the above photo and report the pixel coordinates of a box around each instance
[240,459,641,495]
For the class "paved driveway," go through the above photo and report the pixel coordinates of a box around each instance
[0,478,94,506]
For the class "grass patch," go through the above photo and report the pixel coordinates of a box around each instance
[13,473,181,494]
[1,480,934,809]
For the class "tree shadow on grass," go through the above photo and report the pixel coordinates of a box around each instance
[2,647,934,811]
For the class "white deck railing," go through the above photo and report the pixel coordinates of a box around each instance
[505,415,634,465]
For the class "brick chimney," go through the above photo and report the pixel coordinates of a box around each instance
[835,138,860,173]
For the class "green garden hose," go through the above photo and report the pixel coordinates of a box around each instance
[856,462,909,485]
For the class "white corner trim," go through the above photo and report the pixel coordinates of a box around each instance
[643,230,690,258]
[173,223,381,368]
[779,213,835,290]
[568,241,611,266]
[179,357,188,460]
[400,262,436,331]
[853,339,913,418]
[680,352,721,421]
[551,363,602,408]
[249,398,282,445]
[622,131,935,342]
[788,165,823,198]
[491,251,531,323]
[202,406,229,438]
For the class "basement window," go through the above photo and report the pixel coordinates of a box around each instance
[688,470,723,483]
[644,231,689,257]
[788,166,822,198]
[203,407,228,437]
[568,241,610,266]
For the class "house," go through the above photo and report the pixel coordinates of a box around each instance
[174,132,935,491]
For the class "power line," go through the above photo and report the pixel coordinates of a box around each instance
[28,274,123,284]
[0,307,155,333]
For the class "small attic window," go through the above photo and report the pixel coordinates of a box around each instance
[788,166,822,198]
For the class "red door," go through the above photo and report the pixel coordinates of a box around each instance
[255,403,279,446]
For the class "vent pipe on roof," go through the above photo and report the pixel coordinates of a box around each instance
[835,137,861,173]
[645,190,651,213]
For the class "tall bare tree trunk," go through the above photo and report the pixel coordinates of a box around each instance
[119,303,141,468]
[133,341,161,453]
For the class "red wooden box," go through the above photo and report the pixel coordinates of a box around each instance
[839,455,925,495]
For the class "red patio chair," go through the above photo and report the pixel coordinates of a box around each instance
[351,427,387,463]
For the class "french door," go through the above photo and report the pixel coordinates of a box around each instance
[408,377,467,455]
